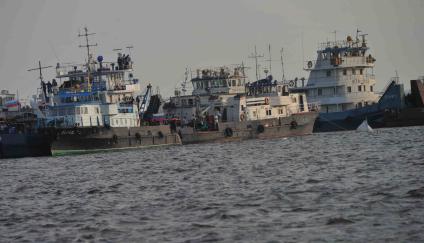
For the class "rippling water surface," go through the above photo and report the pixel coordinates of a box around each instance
[1,126,424,242]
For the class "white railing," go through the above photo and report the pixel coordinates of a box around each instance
[305,56,374,70]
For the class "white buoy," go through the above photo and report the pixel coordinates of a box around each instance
[357,119,373,132]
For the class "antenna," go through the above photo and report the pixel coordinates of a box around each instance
[126,45,134,56]
[181,67,189,95]
[332,30,338,43]
[78,26,97,91]
[356,28,362,47]
[265,44,272,75]
[359,33,368,46]
[248,45,264,80]
[78,27,97,66]
[394,70,400,84]
[301,32,305,67]
[280,48,285,81]
[27,61,53,83]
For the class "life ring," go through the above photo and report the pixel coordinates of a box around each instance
[240,113,245,121]
[289,80,295,87]
[264,97,270,105]
[257,124,265,133]
[224,127,233,137]
[290,120,298,129]
[307,61,313,68]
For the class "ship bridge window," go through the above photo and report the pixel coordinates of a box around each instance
[266,110,272,116]
[347,86,352,93]
[343,69,347,75]
[232,80,236,86]
[352,69,356,75]
[358,85,362,92]
[360,69,363,75]
[318,88,323,96]
[326,70,331,77]
[370,85,374,92]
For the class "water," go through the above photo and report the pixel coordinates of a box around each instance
[1,126,424,242]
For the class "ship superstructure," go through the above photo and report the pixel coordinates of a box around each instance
[301,31,379,113]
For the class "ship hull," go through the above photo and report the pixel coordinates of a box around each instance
[0,133,52,159]
[313,80,405,132]
[313,108,385,132]
[179,112,318,144]
[50,125,181,156]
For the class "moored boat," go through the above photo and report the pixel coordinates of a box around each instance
[164,66,318,144]
[32,28,180,155]
[290,31,405,132]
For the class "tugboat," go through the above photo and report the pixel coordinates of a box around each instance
[164,65,318,144]
[291,30,405,132]
[33,28,180,155]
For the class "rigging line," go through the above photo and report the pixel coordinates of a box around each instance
[48,41,61,63]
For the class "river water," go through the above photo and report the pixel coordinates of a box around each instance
[1,126,424,242]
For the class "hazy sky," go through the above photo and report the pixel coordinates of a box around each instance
[0,0,423,101]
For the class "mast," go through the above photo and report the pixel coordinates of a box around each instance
[280,48,285,81]
[27,61,52,83]
[78,27,97,91]
[126,45,134,56]
[182,67,189,95]
[268,44,272,75]
[248,45,264,80]
[27,61,52,103]
[332,30,337,43]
